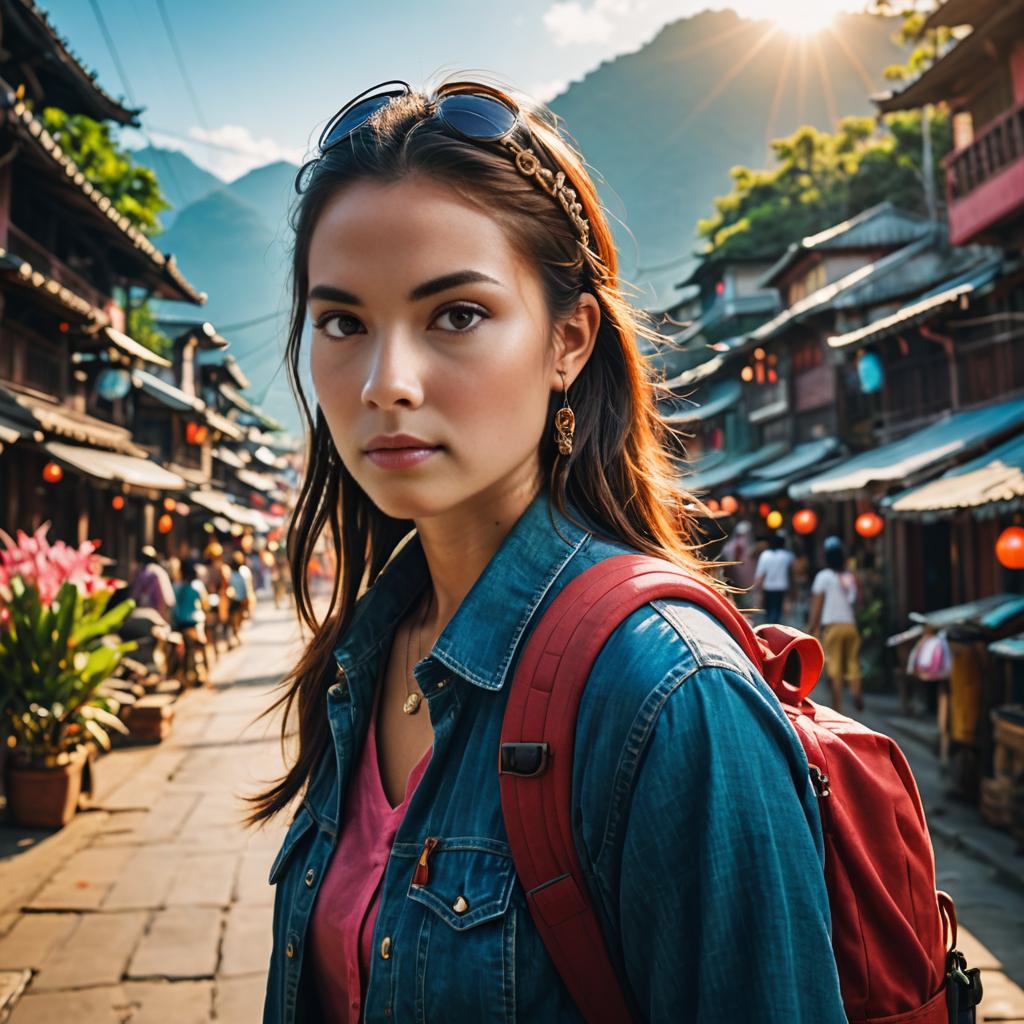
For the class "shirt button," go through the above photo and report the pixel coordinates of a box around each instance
[380,936,392,959]
[452,895,469,914]
[304,868,316,887]
[285,941,295,958]
[436,678,447,689]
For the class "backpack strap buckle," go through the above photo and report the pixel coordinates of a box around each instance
[499,742,550,777]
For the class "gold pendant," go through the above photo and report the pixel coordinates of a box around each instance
[403,692,422,715]
[554,406,575,455]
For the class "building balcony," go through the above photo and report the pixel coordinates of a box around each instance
[7,224,115,315]
[944,98,1024,246]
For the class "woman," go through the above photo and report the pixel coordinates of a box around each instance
[170,557,210,686]
[753,531,795,623]
[807,538,863,713]
[249,77,845,1023]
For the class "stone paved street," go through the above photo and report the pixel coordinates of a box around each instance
[1,595,1023,1021]
[0,597,298,1023]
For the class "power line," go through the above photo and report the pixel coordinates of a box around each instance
[86,0,186,204]
[153,0,210,133]
[214,309,290,332]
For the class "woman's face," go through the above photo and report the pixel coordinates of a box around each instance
[307,175,568,522]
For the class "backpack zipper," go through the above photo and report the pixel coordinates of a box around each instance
[809,764,834,834]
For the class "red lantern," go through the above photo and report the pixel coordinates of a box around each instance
[269,503,286,517]
[186,422,209,445]
[111,495,125,510]
[706,498,720,513]
[855,512,884,538]
[157,513,173,534]
[996,526,1024,569]
[163,497,176,511]
[720,495,739,515]
[793,509,818,535]
[42,461,63,484]
[758,502,771,518]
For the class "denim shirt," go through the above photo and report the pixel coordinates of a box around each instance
[263,490,847,1023]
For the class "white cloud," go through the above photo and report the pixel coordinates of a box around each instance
[145,123,306,183]
[542,0,639,47]
[529,79,570,103]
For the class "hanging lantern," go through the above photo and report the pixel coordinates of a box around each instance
[111,495,125,511]
[855,512,884,538]
[995,526,1024,569]
[758,502,771,518]
[163,497,176,511]
[240,533,254,553]
[766,510,784,530]
[186,422,209,445]
[42,461,63,484]
[706,498,720,513]
[157,513,173,534]
[720,495,738,515]
[793,509,818,535]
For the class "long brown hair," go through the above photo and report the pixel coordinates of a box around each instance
[243,76,713,828]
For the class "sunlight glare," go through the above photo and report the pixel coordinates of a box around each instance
[733,0,844,35]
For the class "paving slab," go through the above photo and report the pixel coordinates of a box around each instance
[219,904,273,977]
[126,906,222,981]
[32,911,147,991]
[0,915,78,971]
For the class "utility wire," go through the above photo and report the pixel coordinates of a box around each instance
[87,0,186,205]
[153,0,210,133]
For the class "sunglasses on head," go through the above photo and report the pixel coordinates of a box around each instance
[297,80,591,247]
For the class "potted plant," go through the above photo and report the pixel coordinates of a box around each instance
[0,523,136,828]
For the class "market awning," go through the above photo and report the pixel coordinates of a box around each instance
[682,442,787,494]
[213,445,248,470]
[736,438,842,499]
[5,386,148,456]
[102,326,172,368]
[883,432,1024,519]
[827,260,1002,351]
[189,488,269,531]
[660,378,741,425]
[0,410,38,448]
[204,408,245,440]
[236,468,278,493]
[789,398,1024,501]
[887,593,1024,647]
[131,369,204,413]
[43,440,187,490]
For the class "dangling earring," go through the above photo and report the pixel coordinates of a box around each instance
[554,369,575,456]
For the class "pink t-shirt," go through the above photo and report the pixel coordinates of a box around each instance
[309,666,432,1023]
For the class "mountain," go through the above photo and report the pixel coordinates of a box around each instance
[131,146,224,230]
[139,9,910,434]
[549,9,908,307]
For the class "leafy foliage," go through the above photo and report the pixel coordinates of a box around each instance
[868,2,955,82]
[39,107,171,237]
[123,298,174,361]
[0,525,135,765]
[696,111,951,259]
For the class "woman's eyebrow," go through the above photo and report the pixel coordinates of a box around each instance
[307,270,503,308]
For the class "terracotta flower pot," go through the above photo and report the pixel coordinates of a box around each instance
[4,746,90,829]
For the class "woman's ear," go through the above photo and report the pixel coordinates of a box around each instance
[552,292,601,388]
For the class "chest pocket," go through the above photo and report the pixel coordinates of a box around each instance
[268,803,317,885]
[404,840,517,1024]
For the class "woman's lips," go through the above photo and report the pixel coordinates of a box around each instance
[365,446,441,469]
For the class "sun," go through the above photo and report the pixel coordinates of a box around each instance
[733,0,845,35]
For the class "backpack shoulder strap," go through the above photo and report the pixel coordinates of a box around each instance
[498,554,822,1023]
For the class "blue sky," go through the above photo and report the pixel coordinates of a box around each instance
[41,0,860,181]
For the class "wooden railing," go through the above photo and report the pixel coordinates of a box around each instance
[7,224,112,313]
[945,98,1024,202]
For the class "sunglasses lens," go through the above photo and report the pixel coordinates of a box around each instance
[437,94,517,141]
[321,91,402,150]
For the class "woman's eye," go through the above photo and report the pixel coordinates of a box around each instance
[432,304,487,333]
[313,313,363,338]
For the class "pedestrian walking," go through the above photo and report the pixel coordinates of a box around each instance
[720,518,757,606]
[807,537,863,713]
[753,530,794,622]
[248,77,846,1024]
[170,557,210,685]
[128,545,176,623]
[227,549,255,646]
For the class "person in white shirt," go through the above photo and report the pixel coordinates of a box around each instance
[807,539,863,713]
[754,532,795,622]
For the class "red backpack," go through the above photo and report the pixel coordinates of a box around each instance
[498,555,982,1024]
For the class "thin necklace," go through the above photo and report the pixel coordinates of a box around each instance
[402,585,432,715]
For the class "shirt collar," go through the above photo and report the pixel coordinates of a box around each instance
[331,488,592,691]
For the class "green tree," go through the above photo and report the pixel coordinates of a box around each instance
[120,297,173,362]
[39,108,170,237]
[868,2,955,82]
[696,111,951,259]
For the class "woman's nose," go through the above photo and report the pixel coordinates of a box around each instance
[360,330,425,409]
